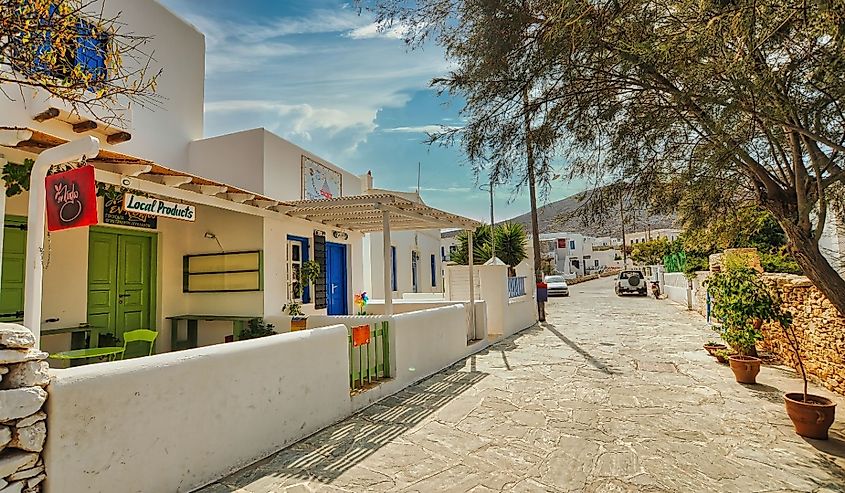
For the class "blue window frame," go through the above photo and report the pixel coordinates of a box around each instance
[391,246,397,292]
[287,235,310,303]
[430,254,437,287]
[569,240,576,250]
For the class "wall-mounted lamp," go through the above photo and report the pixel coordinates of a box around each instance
[333,231,349,241]
[204,232,224,252]
[314,229,326,237]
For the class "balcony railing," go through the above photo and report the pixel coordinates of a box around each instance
[507,276,527,298]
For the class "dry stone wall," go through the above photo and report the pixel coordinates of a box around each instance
[759,274,845,396]
[0,324,49,493]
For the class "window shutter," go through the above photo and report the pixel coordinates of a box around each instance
[313,234,327,309]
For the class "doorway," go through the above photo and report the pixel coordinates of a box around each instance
[87,228,157,355]
[325,242,348,315]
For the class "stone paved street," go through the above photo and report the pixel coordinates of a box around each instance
[200,277,845,492]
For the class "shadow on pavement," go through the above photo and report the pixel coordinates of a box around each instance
[543,322,618,375]
[208,364,488,490]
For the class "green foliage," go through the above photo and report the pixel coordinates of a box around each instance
[682,207,789,256]
[452,223,528,267]
[239,318,276,340]
[300,261,321,290]
[705,255,791,355]
[2,159,34,197]
[2,0,161,119]
[493,222,528,268]
[631,238,670,266]
[760,250,803,275]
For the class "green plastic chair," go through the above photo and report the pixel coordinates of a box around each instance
[119,330,158,359]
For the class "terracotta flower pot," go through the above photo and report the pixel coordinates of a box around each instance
[290,317,308,332]
[704,344,727,356]
[784,393,837,440]
[729,355,761,384]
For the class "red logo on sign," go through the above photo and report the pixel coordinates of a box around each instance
[352,325,371,347]
[45,166,98,232]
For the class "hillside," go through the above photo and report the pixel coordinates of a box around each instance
[505,190,677,237]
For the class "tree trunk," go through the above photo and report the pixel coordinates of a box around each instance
[780,221,845,316]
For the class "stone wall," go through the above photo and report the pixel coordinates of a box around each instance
[0,324,49,492]
[759,274,845,396]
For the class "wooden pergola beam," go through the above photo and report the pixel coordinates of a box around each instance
[73,121,97,133]
[33,108,59,123]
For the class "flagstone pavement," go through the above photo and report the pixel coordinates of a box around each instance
[199,277,845,493]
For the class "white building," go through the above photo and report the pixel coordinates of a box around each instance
[362,189,443,299]
[538,232,620,278]
[0,0,477,357]
[441,229,461,262]
[625,228,681,245]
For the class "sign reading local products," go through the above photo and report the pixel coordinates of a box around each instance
[104,193,158,229]
[45,165,98,232]
[122,193,195,222]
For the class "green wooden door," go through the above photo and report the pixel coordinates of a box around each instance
[88,230,155,355]
[1,217,27,322]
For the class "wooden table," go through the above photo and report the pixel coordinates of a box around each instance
[167,315,260,350]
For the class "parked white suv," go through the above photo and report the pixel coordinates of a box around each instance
[615,270,647,296]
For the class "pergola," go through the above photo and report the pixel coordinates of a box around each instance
[286,193,483,323]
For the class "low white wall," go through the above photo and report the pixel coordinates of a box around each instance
[45,326,351,493]
[365,300,459,315]
[505,297,538,337]
[663,272,690,307]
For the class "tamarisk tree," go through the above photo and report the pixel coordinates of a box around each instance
[365,0,845,314]
[0,0,161,124]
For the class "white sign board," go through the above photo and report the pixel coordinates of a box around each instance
[122,193,196,222]
[302,156,342,200]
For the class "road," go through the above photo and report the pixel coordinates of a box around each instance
[200,277,845,492]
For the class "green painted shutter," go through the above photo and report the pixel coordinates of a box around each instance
[0,217,27,321]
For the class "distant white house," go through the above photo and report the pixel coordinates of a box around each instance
[625,228,681,245]
[538,232,621,278]
[441,229,461,262]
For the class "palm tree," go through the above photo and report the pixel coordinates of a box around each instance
[452,223,528,270]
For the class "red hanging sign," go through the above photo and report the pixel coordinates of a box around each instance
[352,325,371,347]
[45,166,98,232]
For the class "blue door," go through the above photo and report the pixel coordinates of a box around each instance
[326,242,348,315]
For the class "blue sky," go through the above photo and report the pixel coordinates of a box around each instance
[158,0,584,221]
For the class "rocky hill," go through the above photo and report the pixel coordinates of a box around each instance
[505,190,677,237]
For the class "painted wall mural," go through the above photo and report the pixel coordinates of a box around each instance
[302,156,342,200]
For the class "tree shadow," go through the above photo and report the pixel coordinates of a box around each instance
[804,433,845,460]
[543,323,618,375]
[744,383,786,405]
[203,364,488,491]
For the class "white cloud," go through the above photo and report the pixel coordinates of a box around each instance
[346,21,410,40]
[411,186,474,193]
[382,124,462,134]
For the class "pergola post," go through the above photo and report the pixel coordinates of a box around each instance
[467,229,476,340]
[24,137,100,347]
[0,158,6,292]
[382,209,393,316]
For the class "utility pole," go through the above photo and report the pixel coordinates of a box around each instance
[620,198,628,269]
[523,88,545,322]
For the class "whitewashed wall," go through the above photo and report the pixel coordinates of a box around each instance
[45,304,492,492]
[45,325,352,493]
[364,229,443,300]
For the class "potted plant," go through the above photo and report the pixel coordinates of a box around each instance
[284,260,321,331]
[714,349,732,365]
[705,255,780,384]
[239,318,276,340]
[778,312,837,440]
[704,341,727,357]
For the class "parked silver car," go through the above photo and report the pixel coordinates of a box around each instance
[615,270,647,296]
[544,275,570,297]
